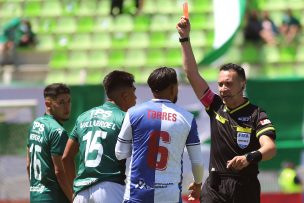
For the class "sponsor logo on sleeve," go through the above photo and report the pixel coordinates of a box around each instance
[260,119,271,125]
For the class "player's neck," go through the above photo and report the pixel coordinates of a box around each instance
[154,96,173,102]
[108,99,128,112]
[153,91,174,102]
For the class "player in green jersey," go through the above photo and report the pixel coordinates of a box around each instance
[62,70,136,203]
[26,83,73,203]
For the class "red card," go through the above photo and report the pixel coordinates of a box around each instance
[183,2,189,19]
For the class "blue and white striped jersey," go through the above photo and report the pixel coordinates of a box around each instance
[116,99,201,203]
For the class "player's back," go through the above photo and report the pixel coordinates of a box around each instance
[125,99,198,203]
[71,102,126,194]
[27,114,69,202]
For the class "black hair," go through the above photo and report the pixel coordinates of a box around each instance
[147,67,177,92]
[44,83,70,99]
[219,63,246,81]
[103,70,135,97]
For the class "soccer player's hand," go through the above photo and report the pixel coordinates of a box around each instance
[176,17,191,38]
[71,193,75,202]
[226,155,249,170]
[188,182,202,200]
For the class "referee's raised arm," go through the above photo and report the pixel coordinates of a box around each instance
[176,16,209,100]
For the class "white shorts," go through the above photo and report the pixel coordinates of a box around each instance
[73,181,125,203]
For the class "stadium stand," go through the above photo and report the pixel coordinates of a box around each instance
[1,2,304,202]
[0,0,302,85]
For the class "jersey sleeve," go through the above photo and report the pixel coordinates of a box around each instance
[256,110,276,140]
[200,89,222,114]
[186,144,204,183]
[115,112,133,160]
[186,119,204,184]
[186,118,201,146]
[200,88,215,108]
[69,119,79,142]
[50,129,68,156]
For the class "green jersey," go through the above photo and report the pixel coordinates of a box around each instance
[70,102,126,194]
[27,114,69,203]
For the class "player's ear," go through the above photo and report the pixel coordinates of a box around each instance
[120,89,130,104]
[241,82,246,90]
[45,97,52,109]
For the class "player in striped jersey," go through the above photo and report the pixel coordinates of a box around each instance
[26,83,73,203]
[115,67,204,203]
[62,70,136,203]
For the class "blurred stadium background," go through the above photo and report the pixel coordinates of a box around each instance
[0,0,304,202]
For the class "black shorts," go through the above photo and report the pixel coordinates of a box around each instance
[200,172,260,203]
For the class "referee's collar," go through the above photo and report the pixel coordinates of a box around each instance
[224,98,250,114]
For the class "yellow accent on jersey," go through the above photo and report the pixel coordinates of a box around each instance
[236,126,252,133]
[215,112,228,124]
[256,127,275,137]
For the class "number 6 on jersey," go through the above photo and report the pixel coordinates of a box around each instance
[147,130,171,170]
[29,144,42,180]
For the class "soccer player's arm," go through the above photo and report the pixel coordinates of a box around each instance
[115,112,132,160]
[26,128,31,180]
[176,17,209,99]
[62,123,79,191]
[186,119,204,200]
[52,155,73,202]
[62,138,79,191]
[51,130,73,202]
[26,147,30,180]
[256,112,276,161]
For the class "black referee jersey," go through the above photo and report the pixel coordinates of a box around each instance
[205,94,276,176]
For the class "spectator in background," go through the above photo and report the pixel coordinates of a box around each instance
[0,18,36,66]
[134,0,144,15]
[260,11,279,45]
[280,9,301,44]
[110,0,124,16]
[110,0,144,16]
[243,10,263,43]
[278,161,302,193]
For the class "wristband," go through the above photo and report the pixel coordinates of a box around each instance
[179,37,189,43]
[245,150,262,164]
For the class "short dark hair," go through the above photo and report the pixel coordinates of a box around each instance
[219,63,246,81]
[44,83,70,99]
[148,67,177,92]
[103,70,135,97]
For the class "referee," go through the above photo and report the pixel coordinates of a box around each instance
[176,17,277,203]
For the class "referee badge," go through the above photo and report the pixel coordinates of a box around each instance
[237,132,251,149]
